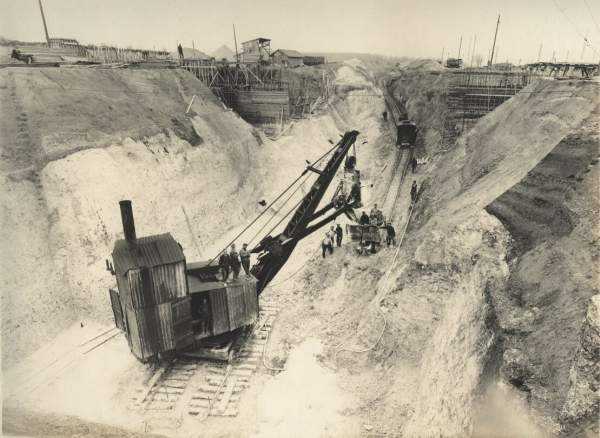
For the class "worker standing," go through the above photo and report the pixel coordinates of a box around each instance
[239,243,251,276]
[335,223,343,247]
[359,211,370,225]
[177,43,184,60]
[229,244,241,282]
[218,251,230,282]
[322,233,333,258]
[410,156,418,174]
[411,181,418,204]
[370,203,383,226]
[385,222,397,246]
[327,226,336,252]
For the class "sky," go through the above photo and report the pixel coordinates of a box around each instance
[2,0,600,63]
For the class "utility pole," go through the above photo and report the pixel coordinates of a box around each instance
[471,34,477,67]
[38,0,51,45]
[441,46,445,65]
[192,40,195,51]
[458,35,463,59]
[537,43,543,62]
[233,23,239,64]
[466,36,472,66]
[488,14,501,66]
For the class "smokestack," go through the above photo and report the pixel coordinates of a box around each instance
[119,200,137,243]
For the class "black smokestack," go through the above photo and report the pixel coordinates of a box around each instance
[119,200,136,243]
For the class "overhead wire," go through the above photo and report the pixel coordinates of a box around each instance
[247,172,311,247]
[551,0,600,56]
[206,171,309,265]
[582,0,600,35]
[209,139,342,264]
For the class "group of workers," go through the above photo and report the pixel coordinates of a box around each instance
[322,224,344,258]
[218,243,252,282]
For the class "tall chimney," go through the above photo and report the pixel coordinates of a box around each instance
[119,200,137,243]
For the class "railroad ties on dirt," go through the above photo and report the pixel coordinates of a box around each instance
[136,298,280,423]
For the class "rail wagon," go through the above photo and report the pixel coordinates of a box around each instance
[347,224,382,253]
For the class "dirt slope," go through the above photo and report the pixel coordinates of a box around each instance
[486,101,600,434]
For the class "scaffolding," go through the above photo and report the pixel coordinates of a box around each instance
[444,69,534,142]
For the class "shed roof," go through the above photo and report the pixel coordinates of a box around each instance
[243,38,271,44]
[112,233,185,274]
[273,49,303,58]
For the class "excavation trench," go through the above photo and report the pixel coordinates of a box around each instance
[2,60,598,437]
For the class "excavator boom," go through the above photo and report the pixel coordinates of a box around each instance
[250,130,360,294]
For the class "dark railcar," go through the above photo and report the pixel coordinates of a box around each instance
[396,120,418,148]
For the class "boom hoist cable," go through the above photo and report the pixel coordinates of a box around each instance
[247,172,311,247]
[207,140,341,265]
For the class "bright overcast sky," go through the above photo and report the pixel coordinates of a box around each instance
[2,0,600,63]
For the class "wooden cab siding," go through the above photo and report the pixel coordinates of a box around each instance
[123,261,188,309]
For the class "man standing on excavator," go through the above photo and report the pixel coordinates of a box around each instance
[239,243,251,276]
[229,244,241,282]
[219,250,230,282]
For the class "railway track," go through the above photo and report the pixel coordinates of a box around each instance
[6,326,121,398]
[136,298,280,425]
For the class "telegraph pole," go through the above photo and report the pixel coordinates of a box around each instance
[488,14,501,66]
[38,0,51,45]
[233,24,239,64]
[471,34,477,67]
[457,35,463,59]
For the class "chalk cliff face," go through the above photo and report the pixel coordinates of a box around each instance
[486,105,600,433]
[560,295,600,436]
[394,75,599,433]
